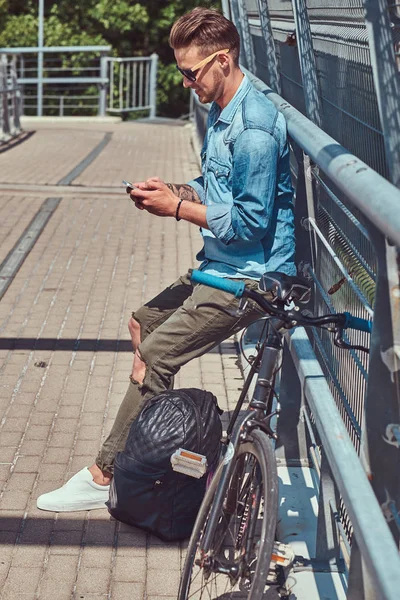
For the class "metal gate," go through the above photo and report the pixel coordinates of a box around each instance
[104,54,158,118]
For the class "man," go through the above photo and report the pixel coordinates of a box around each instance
[37,7,295,511]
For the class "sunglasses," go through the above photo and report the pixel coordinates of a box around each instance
[176,48,230,82]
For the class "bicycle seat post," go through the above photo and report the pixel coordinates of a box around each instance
[250,326,282,412]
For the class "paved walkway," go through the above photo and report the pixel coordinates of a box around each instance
[0,119,243,600]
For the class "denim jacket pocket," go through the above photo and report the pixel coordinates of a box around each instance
[207,158,230,180]
[205,158,232,204]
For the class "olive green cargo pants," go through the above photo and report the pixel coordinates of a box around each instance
[96,271,266,473]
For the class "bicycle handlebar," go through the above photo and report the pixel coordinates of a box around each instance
[343,312,372,334]
[190,270,246,298]
[190,269,372,337]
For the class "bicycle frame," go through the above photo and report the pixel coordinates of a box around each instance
[201,319,284,554]
[226,319,283,439]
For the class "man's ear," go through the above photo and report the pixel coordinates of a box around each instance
[218,52,230,71]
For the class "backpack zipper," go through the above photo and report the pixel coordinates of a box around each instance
[181,392,203,454]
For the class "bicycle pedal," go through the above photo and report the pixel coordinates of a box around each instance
[270,541,295,568]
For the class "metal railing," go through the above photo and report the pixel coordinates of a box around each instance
[0,47,158,119]
[105,54,158,118]
[0,54,22,142]
[193,1,400,598]
[0,45,110,117]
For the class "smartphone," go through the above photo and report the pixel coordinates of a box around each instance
[122,180,139,191]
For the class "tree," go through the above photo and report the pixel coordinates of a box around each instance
[0,0,222,117]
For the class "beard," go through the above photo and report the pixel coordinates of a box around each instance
[196,70,224,104]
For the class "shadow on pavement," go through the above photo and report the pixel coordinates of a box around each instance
[0,338,236,354]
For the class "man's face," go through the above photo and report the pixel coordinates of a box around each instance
[174,46,224,104]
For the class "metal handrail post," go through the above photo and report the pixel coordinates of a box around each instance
[98,53,108,117]
[291,0,322,127]
[11,55,21,132]
[37,0,44,116]
[19,54,24,116]
[238,0,255,73]
[257,0,281,94]
[285,0,321,254]
[1,54,10,138]
[230,0,247,68]
[0,54,4,140]
[364,0,400,187]
[119,62,124,112]
[221,0,231,19]
[149,53,158,119]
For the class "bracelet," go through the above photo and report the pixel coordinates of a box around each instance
[175,198,184,221]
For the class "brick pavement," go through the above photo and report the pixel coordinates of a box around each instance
[0,120,244,600]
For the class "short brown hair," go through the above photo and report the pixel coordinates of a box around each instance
[169,7,240,65]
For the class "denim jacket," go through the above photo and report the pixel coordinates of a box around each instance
[188,74,296,279]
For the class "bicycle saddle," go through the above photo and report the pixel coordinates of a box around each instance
[259,271,311,305]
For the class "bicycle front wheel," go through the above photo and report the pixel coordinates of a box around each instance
[178,429,278,600]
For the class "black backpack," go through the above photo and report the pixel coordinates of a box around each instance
[107,388,222,541]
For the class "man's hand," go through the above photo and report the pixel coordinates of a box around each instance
[128,176,209,228]
[129,177,178,217]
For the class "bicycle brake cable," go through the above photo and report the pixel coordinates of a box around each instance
[334,328,370,353]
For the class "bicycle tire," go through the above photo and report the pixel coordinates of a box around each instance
[178,429,278,600]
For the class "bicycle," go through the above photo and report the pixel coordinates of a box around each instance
[178,268,372,600]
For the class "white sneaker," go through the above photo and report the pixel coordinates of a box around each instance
[37,467,110,512]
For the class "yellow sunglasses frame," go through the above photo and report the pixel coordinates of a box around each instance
[177,48,230,82]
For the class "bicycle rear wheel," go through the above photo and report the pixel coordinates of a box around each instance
[178,429,278,600]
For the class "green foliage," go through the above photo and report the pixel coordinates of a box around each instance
[88,1,149,34]
[0,13,38,47]
[0,0,222,117]
[157,61,190,118]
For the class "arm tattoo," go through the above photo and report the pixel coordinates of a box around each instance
[167,183,201,203]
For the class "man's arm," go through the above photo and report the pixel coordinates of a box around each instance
[166,183,201,203]
[205,128,280,245]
